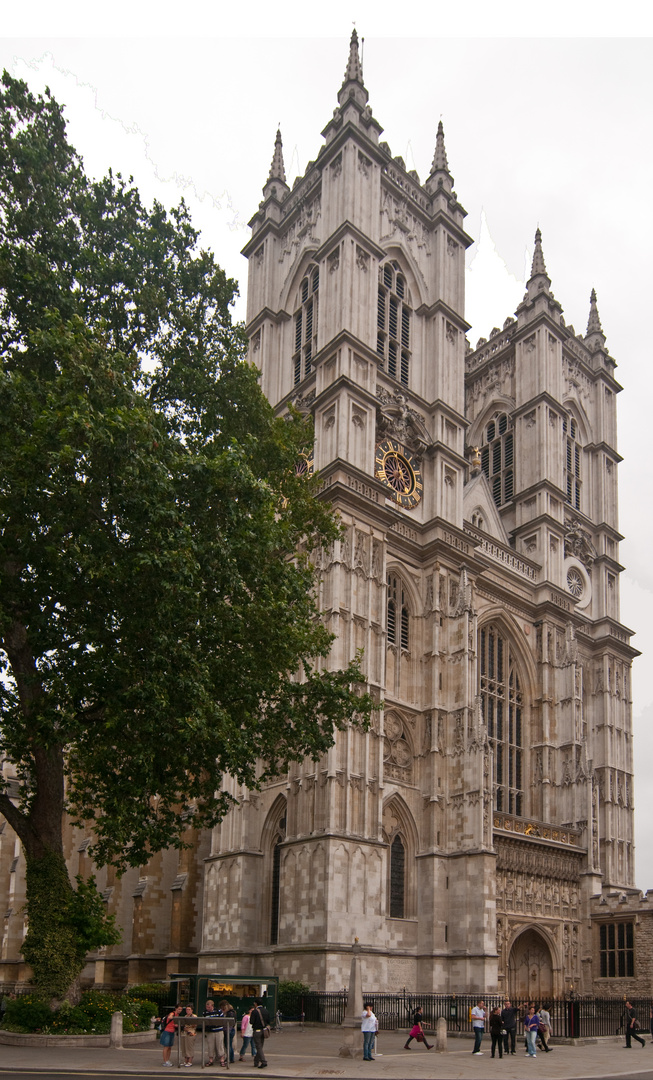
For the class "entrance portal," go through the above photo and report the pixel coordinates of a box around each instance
[508,928,554,1000]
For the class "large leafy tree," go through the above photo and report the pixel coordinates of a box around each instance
[0,72,374,999]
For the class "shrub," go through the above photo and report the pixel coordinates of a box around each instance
[3,995,53,1032]
[277,980,311,1018]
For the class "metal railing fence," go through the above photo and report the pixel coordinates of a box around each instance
[296,991,652,1038]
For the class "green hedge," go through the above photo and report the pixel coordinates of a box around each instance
[2,990,158,1035]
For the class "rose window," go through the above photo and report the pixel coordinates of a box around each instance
[567,567,584,599]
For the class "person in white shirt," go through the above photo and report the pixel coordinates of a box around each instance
[471,1000,486,1055]
[361,1003,378,1061]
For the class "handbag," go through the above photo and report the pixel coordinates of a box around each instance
[263,1025,271,1039]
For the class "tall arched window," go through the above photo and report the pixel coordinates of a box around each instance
[293,266,319,386]
[264,802,286,946]
[270,837,282,945]
[377,261,411,386]
[387,573,409,649]
[389,835,405,918]
[479,625,524,816]
[480,412,514,506]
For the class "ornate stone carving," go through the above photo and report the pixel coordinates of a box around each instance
[376,387,431,456]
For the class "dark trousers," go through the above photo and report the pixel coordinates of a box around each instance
[472,1027,484,1053]
[626,1026,645,1047]
[503,1027,516,1054]
[491,1033,503,1058]
[253,1030,267,1065]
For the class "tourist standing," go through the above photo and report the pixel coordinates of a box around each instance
[239,1006,256,1060]
[624,1001,646,1048]
[489,1006,503,1058]
[251,996,271,1069]
[219,999,236,1063]
[361,1003,378,1061]
[159,1006,182,1067]
[471,999,486,1055]
[500,999,519,1056]
[524,1006,539,1057]
[181,1006,197,1067]
[203,999,226,1067]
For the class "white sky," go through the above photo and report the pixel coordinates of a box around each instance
[2,3,652,887]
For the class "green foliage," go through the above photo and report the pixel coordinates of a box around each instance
[2,990,157,1034]
[277,980,311,1017]
[0,69,377,998]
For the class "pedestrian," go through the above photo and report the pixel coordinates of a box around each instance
[537,1002,552,1052]
[203,998,226,1067]
[219,999,236,1063]
[251,996,271,1069]
[500,998,518,1055]
[181,1006,197,1068]
[489,1006,503,1058]
[624,1001,646,1048]
[159,1005,182,1068]
[361,1002,378,1061]
[403,1005,433,1050]
[524,1006,539,1057]
[471,998,486,1055]
[239,1006,256,1061]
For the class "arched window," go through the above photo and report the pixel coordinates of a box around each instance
[480,412,514,507]
[387,573,409,649]
[479,625,524,816]
[293,266,319,386]
[263,802,286,946]
[377,261,411,386]
[563,415,582,511]
[389,835,405,918]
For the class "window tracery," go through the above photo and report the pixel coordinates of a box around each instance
[480,625,524,816]
[387,573,409,650]
[563,415,582,511]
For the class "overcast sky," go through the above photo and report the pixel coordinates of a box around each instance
[2,3,652,887]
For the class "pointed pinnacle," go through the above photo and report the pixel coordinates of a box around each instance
[267,128,286,185]
[342,28,364,86]
[430,120,450,174]
[530,227,548,278]
[586,287,604,336]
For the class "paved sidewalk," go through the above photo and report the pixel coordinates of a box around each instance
[2,1026,653,1078]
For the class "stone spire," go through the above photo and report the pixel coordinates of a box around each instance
[342,28,364,88]
[530,227,547,278]
[586,288,603,336]
[267,128,286,185]
[585,287,607,352]
[425,120,453,195]
[525,226,552,299]
[431,120,449,173]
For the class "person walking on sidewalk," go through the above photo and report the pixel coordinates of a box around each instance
[624,1001,646,1048]
[537,1003,552,1052]
[251,997,271,1069]
[471,999,486,1055]
[361,1003,378,1061]
[403,1006,433,1050]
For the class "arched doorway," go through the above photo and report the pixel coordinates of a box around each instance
[508,929,554,1000]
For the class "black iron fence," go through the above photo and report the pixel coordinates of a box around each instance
[296,991,652,1038]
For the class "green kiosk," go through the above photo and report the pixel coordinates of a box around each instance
[169,974,278,1021]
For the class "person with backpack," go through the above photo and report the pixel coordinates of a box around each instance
[158,1006,182,1067]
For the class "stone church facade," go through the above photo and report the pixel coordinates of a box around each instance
[0,34,642,1000]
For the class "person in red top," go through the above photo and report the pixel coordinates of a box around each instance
[159,1006,182,1067]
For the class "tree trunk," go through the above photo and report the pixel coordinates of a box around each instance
[22,849,86,1004]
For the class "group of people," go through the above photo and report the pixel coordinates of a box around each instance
[471,999,553,1058]
[157,997,271,1068]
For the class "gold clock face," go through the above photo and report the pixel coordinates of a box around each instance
[294,449,314,477]
[375,439,423,509]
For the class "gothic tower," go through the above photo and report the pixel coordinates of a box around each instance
[198,33,638,998]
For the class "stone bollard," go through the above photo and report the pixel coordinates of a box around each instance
[110,1010,123,1049]
[435,1016,447,1052]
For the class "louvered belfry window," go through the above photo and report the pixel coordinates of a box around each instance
[293,266,319,386]
[387,573,409,649]
[377,261,411,387]
[563,416,582,511]
[480,412,514,507]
